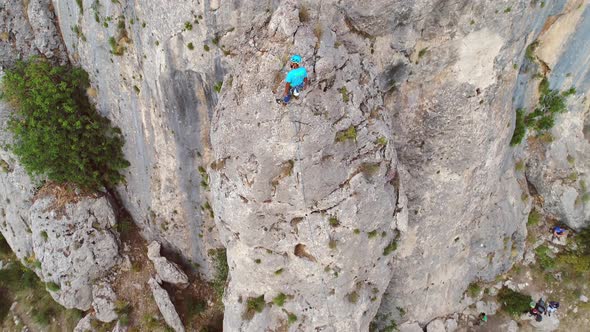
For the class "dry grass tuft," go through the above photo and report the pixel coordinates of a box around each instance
[33,182,98,217]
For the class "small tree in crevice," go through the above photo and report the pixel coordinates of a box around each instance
[1,58,129,190]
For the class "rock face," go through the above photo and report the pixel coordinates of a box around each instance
[48,0,235,277]
[209,1,405,330]
[0,0,67,67]
[426,319,445,332]
[92,283,118,323]
[30,195,121,310]
[523,1,590,231]
[0,91,36,261]
[373,0,541,323]
[0,0,589,331]
[147,241,189,287]
[148,277,185,332]
[73,315,95,332]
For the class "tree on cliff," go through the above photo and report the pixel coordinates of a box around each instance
[1,57,129,190]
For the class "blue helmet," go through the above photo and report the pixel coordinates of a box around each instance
[290,54,302,64]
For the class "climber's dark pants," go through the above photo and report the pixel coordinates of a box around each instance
[283,84,304,103]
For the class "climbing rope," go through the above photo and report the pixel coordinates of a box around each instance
[286,97,337,331]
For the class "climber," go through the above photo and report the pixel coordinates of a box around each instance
[552,226,567,240]
[276,54,309,105]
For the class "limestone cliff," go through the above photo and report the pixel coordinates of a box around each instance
[0,0,590,331]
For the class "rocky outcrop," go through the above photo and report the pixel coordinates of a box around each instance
[523,1,590,230]
[49,0,231,278]
[209,1,405,330]
[372,0,538,324]
[74,315,95,332]
[148,277,185,332]
[30,195,121,310]
[426,319,446,332]
[0,90,36,261]
[0,0,589,331]
[147,241,189,287]
[92,283,118,323]
[0,0,67,67]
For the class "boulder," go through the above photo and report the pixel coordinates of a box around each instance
[146,241,189,287]
[526,312,560,331]
[73,315,95,332]
[444,318,458,332]
[399,322,423,332]
[580,295,588,303]
[30,195,120,310]
[426,319,445,332]
[148,277,185,332]
[92,283,118,323]
[476,300,499,315]
[111,320,127,332]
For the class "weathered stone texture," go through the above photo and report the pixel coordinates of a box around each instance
[30,195,120,310]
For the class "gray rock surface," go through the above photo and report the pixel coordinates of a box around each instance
[399,322,424,332]
[92,283,118,323]
[522,3,590,231]
[0,0,589,331]
[524,312,560,331]
[111,321,126,332]
[503,320,519,332]
[73,315,95,332]
[146,241,189,287]
[444,318,458,332]
[48,0,234,278]
[209,1,405,330]
[0,0,66,67]
[30,195,121,310]
[0,76,36,262]
[379,0,539,323]
[148,277,185,332]
[426,319,445,332]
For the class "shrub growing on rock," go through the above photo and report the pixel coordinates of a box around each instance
[1,58,129,190]
[498,287,532,316]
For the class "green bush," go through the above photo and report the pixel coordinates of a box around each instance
[287,311,297,325]
[555,227,590,274]
[328,216,339,227]
[511,78,574,146]
[498,287,532,316]
[46,281,60,292]
[114,300,132,325]
[272,293,286,307]
[527,209,541,226]
[526,78,571,130]
[1,58,129,190]
[383,240,397,256]
[335,126,356,142]
[32,305,56,326]
[185,297,207,318]
[467,282,481,298]
[525,41,539,62]
[210,248,228,301]
[510,108,526,146]
[535,245,555,270]
[246,295,265,313]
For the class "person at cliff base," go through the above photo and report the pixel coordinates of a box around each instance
[547,301,559,316]
[552,226,567,241]
[277,54,309,105]
[478,312,488,324]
